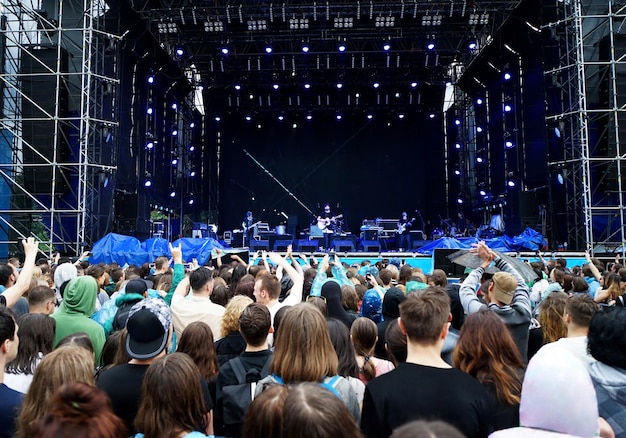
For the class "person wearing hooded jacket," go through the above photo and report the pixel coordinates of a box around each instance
[51,276,105,363]
[321,281,357,328]
[587,307,626,437]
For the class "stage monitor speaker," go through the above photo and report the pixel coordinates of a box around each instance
[296,239,318,252]
[360,240,381,252]
[273,239,293,251]
[330,239,355,252]
[433,248,466,277]
[230,232,244,248]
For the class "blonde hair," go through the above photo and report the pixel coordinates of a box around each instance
[220,295,253,338]
[16,345,95,438]
[270,303,338,382]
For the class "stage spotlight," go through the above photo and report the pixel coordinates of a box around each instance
[554,126,561,138]
[476,156,484,163]
[426,37,436,50]
[189,170,196,177]
[398,113,405,119]
[468,40,478,50]
[505,140,514,148]
[476,126,483,133]
[144,179,152,187]
[302,43,310,53]
[214,116,221,122]
[234,84,241,91]
[455,143,461,149]
[507,180,516,187]
[336,113,342,120]
[175,47,184,57]
[265,45,273,54]
[410,82,418,88]
[429,113,436,119]
[304,82,311,89]
[278,115,284,121]
[306,113,313,120]
[366,113,373,120]
[476,98,483,105]
[189,145,195,152]
[457,197,464,205]
[146,142,154,150]
[245,115,252,121]
[221,47,229,55]
[272,83,279,90]
[171,103,177,110]
[189,122,195,128]
[147,76,154,84]
[147,107,153,115]
[503,71,512,81]
[454,119,461,126]
[556,173,564,184]
[383,42,391,51]
[169,189,176,197]
[188,198,195,205]
[373,82,380,88]
[504,104,512,112]
[171,158,178,165]
[336,82,343,89]
[454,169,461,176]
[479,189,487,196]
[338,42,347,52]
[292,123,297,129]
[172,129,178,136]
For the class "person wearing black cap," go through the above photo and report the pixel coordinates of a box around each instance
[96,298,172,434]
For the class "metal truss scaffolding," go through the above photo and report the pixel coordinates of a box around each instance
[0,0,119,256]
[544,0,626,252]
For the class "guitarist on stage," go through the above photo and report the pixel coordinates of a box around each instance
[397,211,414,251]
[317,203,339,250]
[242,211,257,246]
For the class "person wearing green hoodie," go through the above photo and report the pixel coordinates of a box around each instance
[51,276,105,363]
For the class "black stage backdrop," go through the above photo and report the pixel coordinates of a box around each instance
[217,114,447,235]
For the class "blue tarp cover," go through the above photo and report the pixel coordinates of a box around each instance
[416,228,547,255]
[91,233,226,265]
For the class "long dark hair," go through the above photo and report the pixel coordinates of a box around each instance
[134,353,207,438]
[453,309,523,405]
[326,318,359,378]
[6,313,55,375]
[177,322,220,381]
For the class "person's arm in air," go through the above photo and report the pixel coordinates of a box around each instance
[1,237,39,307]
[268,250,303,305]
[310,254,330,297]
[330,253,352,288]
[164,243,185,306]
[483,243,531,316]
[459,243,491,315]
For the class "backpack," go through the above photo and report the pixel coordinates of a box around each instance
[221,356,272,436]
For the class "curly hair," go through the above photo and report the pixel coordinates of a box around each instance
[220,295,253,338]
